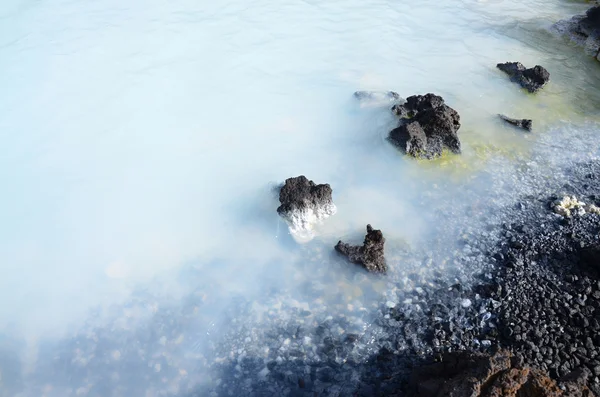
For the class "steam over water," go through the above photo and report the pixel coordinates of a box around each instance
[1,0,600,395]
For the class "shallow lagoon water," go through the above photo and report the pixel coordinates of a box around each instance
[1,0,600,395]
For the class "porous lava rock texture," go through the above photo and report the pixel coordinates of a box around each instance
[389,93,461,159]
[335,224,386,273]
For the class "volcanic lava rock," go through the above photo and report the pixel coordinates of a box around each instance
[499,114,533,131]
[335,224,386,273]
[553,6,600,61]
[408,350,592,397]
[497,62,550,93]
[388,93,461,159]
[277,176,336,239]
[478,166,600,394]
[580,245,600,276]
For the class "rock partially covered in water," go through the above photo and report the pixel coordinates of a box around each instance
[354,90,402,108]
[498,114,532,131]
[389,93,461,159]
[277,176,336,240]
[408,350,591,397]
[335,224,386,273]
[553,6,600,61]
[497,62,550,93]
[354,90,400,101]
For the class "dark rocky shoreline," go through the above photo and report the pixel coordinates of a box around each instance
[212,160,600,397]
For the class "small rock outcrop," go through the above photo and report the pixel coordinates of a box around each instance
[335,224,386,273]
[553,6,600,61]
[409,350,593,397]
[498,114,532,131]
[277,176,336,240]
[497,62,550,93]
[388,93,461,159]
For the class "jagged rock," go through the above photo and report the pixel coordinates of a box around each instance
[388,93,461,159]
[553,6,600,61]
[497,62,550,93]
[498,114,533,131]
[408,350,590,397]
[335,224,386,273]
[277,176,336,240]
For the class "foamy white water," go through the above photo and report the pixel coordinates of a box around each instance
[1,0,599,395]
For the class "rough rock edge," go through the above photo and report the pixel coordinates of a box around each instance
[335,224,387,273]
[496,62,550,93]
[277,176,336,240]
[552,6,600,61]
[388,93,462,159]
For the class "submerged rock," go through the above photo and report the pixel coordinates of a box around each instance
[388,93,461,159]
[277,176,336,240]
[354,90,402,108]
[335,224,386,273]
[553,6,600,61]
[354,90,400,101]
[497,62,550,93]
[408,350,591,397]
[498,114,532,131]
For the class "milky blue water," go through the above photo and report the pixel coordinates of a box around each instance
[1,0,599,395]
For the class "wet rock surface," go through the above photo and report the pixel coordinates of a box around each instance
[497,62,550,93]
[15,163,600,396]
[277,175,336,238]
[499,114,533,131]
[553,6,600,61]
[407,350,589,397]
[335,224,387,273]
[477,161,600,395]
[277,176,333,216]
[389,93,461,159]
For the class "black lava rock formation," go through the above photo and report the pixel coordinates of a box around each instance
[277,175,333,216]
[497,62,550,93]
[499,114,533,131]
[335,224,386,273]
[553,6,600,61]
[388,93,461,159]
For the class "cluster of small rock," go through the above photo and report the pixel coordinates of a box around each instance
[552,195,600,218]
[473,176,600,395]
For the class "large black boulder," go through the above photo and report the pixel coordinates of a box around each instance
[335,224,386,273]
[497,62,550,93]
[389,93,461,159]
[277,176,334,216]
